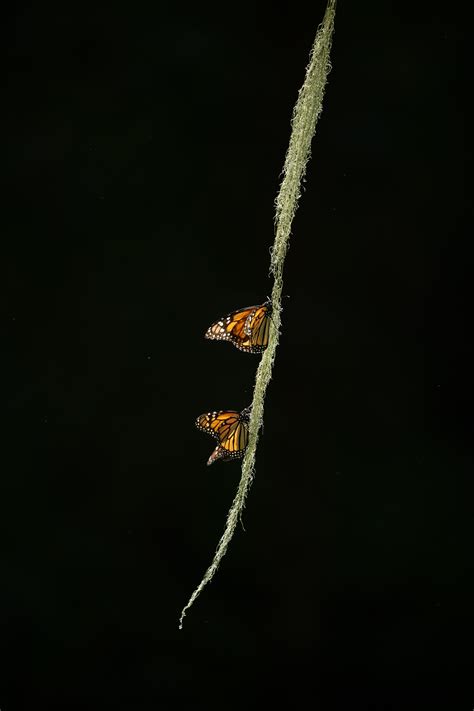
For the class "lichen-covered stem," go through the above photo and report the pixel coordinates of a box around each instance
[179,0,336,629]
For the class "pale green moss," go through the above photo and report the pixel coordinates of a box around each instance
[179,0,337,629]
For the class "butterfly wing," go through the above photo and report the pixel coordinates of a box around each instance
[205,301,272,353]
[205,305,257,351]
[246,303,272,352]
[195,410,241,444]
[196,408,251,465]
[205,425,248,465]
[218,418,249,455]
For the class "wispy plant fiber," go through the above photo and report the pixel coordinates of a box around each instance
[179,0,336,629]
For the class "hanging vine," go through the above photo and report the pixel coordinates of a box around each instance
[180,0,337,629]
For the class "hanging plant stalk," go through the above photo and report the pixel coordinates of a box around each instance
[179,0,337,629]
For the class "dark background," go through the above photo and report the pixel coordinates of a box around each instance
[3,0,472,708]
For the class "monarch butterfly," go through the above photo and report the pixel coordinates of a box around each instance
[195,406,251,466]
[205,301,272,353]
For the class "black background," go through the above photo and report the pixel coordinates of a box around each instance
[4,1,472,709]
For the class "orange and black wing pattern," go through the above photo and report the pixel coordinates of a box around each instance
[195,407,251,465]
[246,302,272,352]
[205,301,272,353]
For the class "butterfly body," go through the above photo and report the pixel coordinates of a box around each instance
[205,301,272,353]
[195,407,251,465]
